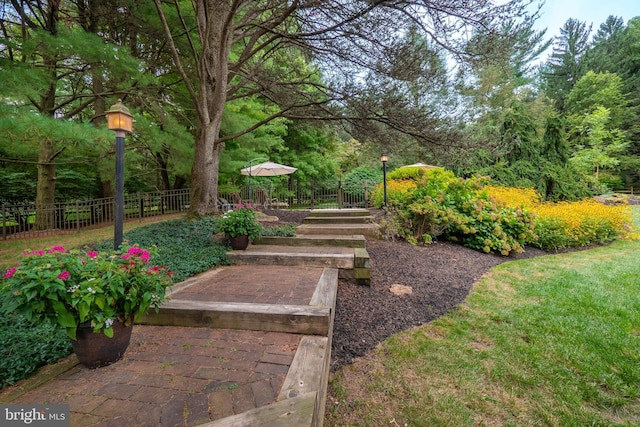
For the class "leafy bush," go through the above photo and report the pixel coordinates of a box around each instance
[374,170,537,255]
[261,224,297,237]
[343,166,382,197]
[532,200,632,250]
[370,179,416,208]
[485,186,635,250]
[387,166,430,181]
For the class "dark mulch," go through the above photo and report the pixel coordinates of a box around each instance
[263,208,548,371]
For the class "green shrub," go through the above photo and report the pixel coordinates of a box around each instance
[387,166,429,181]
[261,224,297,237]
[376,170,537,255]
[343,166,382,197]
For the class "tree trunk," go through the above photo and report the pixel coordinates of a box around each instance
[35,138,57,230]
[187,0,232,216]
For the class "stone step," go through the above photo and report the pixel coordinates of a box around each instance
[255,235,366,248]
[296,223,380,238]
[227,245,355,270]
[308,208,370,217]
[303,215,373,224]
[140,268,339,336]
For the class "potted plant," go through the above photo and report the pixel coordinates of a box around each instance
[1,244,173,368]
[216,204,263,250]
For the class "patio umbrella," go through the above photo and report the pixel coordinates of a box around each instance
[240,161,297,177]
[240,161,297,201]
[399,162,439,169]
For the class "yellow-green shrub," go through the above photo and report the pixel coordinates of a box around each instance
[370,179,417,208]
[375,173,536,255]
[485,185,634,250]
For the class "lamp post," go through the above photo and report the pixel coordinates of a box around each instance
[381,153,388,207]
[106,99,133,250]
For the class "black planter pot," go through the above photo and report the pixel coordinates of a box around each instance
[229,234,249,250]
[71,320,133,369]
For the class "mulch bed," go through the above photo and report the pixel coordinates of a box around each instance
[262,208,548,371]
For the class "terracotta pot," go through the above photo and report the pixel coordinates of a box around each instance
[229,234,249,250]
[71,320,133,369]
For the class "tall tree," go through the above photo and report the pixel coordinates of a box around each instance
[152,0,536,215]
[543,18,592,111]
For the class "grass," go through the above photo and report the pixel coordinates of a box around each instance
[326,208,640,426]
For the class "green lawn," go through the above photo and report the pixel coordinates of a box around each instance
[326,209,640,426]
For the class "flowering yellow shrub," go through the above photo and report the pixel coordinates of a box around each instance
[484,186,540,209]
[371,179,417,208]
[483,185,635,250]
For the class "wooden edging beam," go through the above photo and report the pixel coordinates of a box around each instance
[138,300,330,335]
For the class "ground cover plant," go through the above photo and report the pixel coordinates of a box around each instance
[0,216,230,387]
[326,228,640,426]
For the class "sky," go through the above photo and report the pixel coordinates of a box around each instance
[532,0,640,46]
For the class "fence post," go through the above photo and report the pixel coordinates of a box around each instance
[76,201,80,231]
[364,180,369,208]
[310,181,315,209]
[139,193,144,219]
[2,203,6,241]
[338,180,343,209]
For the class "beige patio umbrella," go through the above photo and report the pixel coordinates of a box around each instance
[399,162,440,169]
[240,161,297,176]
[240,161,297,202]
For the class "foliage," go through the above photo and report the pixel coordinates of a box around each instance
[532,200,633,250]
[370,180,416,208]
[485,185,635,250]
[373,169,536,255]
[215,205,262,240]
[342,166,382,197]
[1,245,174,340]
[0,314,71,388]
[95,217,231,283]
[386,166,431,181]
[261,224,297,237]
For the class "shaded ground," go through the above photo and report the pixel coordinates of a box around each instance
[262,208,549,371]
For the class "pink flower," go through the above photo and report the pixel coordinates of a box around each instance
[3,267,16,279]
[57,271,70,280]
[49,246,66,254]
[87,251,98,259]
[22,249,46,256]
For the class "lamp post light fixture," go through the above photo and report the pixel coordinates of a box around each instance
[381,153,388,207]
[106,99,133,250]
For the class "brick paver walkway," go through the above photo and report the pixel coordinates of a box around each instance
[10,325,301,426]
[170,265,322,305]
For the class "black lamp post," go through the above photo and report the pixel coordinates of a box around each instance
[106,99,133,250]
[381,153,388,207]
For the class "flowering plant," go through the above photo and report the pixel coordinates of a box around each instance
[1,244,173,340]
[216,204,262,240]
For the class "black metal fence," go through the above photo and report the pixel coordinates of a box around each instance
[1,181,378,240]
[229,180,376,211]
[1,189,190,240]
